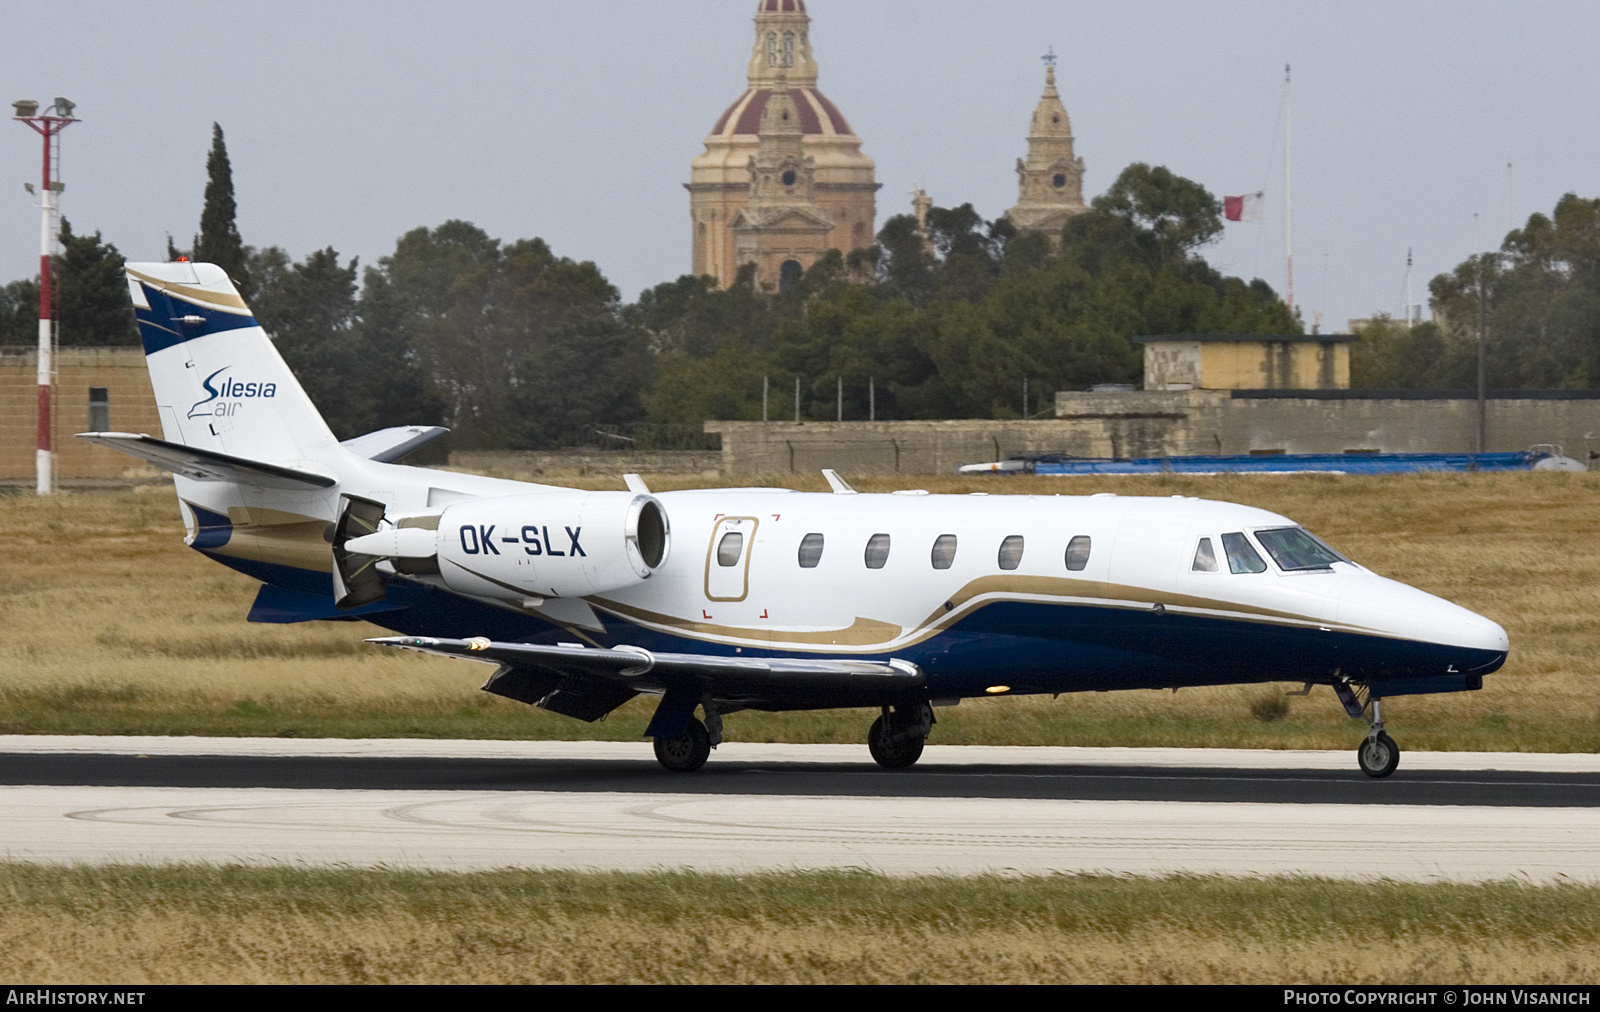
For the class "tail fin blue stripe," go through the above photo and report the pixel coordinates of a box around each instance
[135,282,259,356]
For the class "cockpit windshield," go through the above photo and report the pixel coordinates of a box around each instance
[1254,527,1349,571]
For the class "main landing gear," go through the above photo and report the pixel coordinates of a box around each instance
[1333,680,1401,778]
[652,699,722,773]
[868,701,934,770]
[653,716,712,773]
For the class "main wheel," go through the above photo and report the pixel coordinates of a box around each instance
[654,717,711,773]
[868,715,925,770]
[1357,731,1400,778]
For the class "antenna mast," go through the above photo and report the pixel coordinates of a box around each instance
[1283,63,1293,315]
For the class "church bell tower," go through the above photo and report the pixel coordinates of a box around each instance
[1003,52,1087,243]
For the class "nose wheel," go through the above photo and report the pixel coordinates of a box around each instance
[1333,680,1402,778]
[1358,730,1400,778]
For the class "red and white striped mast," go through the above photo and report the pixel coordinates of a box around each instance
[12,97,77,495]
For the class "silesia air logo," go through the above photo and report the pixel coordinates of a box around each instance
[188,367,277,418]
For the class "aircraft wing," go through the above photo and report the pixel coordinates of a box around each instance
[367,635,924,693]
[78,432,336,489]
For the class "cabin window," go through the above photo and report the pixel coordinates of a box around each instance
[87,387,109,431]
[1192,537,1219,572]
[1221,532,1267,574]
[864,533,891,569]
[716,531,744,567]
[1064,535,1091,571]
[930,534,957,570]
[798,532,824,568]
[1255,527,1345,571]
[997,535,1024,570]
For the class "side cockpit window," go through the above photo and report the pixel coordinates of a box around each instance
[1064,535,1091,571]
[797,532,824,568]
[1221,532,1267,574]
[1255,527,1346,571]
[1192,537,1219,572]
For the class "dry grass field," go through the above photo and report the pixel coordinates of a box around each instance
[2,864,1597,984]
[0,470,1597,751]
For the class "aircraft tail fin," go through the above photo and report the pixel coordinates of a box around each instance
[119,262,339,466]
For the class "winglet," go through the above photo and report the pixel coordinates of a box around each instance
[821,469,856,494]
[623,473,651,494]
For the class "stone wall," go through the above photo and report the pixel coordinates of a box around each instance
[1054,389,1600,458]
[707,392,1600,476]
[704,420,1121,475]
[449,450,724,481]
[0,347,163,483]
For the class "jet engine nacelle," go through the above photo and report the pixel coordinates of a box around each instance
[348,491,670,601]
[437,491,670,600]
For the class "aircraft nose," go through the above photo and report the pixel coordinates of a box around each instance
[1449,606,1510,654]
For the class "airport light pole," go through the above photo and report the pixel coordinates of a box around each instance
[13,98,77,495]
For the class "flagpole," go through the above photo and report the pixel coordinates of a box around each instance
[1284,62,1293,315]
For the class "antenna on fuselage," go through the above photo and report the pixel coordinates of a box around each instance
[821,469,856,494]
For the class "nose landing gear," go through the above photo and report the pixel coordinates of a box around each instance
[1334,679,1401,779]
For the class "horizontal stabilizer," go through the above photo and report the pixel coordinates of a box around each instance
[339,425,449,463]
[368,636,925,693]
[77,432,336,489]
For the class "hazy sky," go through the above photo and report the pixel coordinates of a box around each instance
[3,1,1596,334]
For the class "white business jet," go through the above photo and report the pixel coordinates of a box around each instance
[82,263,1509,777]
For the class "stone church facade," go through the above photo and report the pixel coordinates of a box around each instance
[689,1,1089,289]
[687,0,878,291]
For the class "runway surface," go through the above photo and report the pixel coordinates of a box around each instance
[2,736,1597,880]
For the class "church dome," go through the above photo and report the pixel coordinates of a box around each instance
[709,86,855,139]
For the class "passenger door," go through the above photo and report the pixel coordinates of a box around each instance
[704,516,758,601]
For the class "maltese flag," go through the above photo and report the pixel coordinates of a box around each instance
[1224,191,1265,222]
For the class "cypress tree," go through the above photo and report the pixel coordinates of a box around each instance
[193,122,250,296]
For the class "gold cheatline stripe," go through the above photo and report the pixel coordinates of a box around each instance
[595,598,903,648]
[127,268,251,312]
[593,575,1385,654]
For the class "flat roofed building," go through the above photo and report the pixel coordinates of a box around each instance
[1135,334,1357,391]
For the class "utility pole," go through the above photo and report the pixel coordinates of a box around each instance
[869,376,875,422]
[793,376,800,423]
[836,376,843,422]
[13,97,78,496]
[1477,254,1489,453]
[762,375,769,422]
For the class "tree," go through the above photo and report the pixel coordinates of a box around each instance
[193,123,250,296]
[0,278,40,346]
[1063,163,1223,272]
[634,164,1294,424]
[1426,193,1600,388]
[55,219,138,345]
[360,221,648,448]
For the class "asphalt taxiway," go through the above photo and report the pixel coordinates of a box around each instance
[1,737,1596,880]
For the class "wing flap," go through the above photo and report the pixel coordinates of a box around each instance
[368,635,925,692]
[77,432,336,489]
